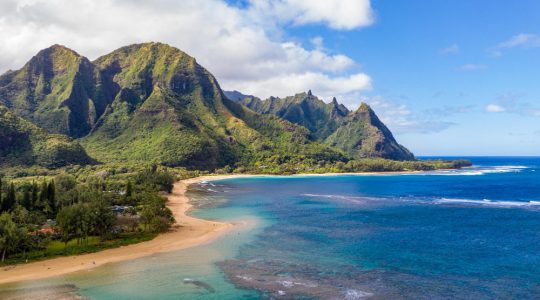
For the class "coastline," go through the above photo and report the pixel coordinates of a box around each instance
[0,170,448,285]
[0,175,240,285]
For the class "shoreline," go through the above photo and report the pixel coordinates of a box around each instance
[0,175,240,286]
[0,170,453,285]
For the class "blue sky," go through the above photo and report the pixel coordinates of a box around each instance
[281,0,540,155]
[0,0,538,156]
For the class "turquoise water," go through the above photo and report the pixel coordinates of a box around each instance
[3,157,540,299]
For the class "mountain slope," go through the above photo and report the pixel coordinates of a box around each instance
[0,105,93,167]
[325,103,414,160]
[81,43,345,169]
[0,45,103,138]
[235,91,349,140]
[229,91,414,160]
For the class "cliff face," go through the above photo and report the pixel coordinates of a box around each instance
[0,45,100,138]
[229,91,414,160]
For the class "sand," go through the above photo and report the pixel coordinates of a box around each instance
[0,175,243,285]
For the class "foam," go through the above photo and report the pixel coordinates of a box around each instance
[434,198,540,208]
[344,289,374,299]
[414,165,529,176]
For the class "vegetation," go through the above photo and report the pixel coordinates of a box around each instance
[0,105,93,168]
[0,166,175,264]
[232,91,414,160]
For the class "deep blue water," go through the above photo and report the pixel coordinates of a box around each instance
[193,157,540,299]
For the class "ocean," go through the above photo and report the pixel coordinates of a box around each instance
[2,157,540,299]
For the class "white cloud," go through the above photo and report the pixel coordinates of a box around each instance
[485,94,540,117]
[490,33,540,56]
[360,96,454,134]
[486,104,506,113]
[248,0,374,30]
[230,72,371,102]
[440,44,459,55]
[0,0,374,104]
[456,64,486,72]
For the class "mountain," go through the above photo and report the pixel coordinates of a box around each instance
[325,103,414,160]
[0,42,413,170]
[0,43,346,170]
[229,91,414,160]
[82,43,346,169]
[0,45,101,138]
[0,105,93,168]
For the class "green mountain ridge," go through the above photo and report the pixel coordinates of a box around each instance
[0,43,346,170]
[226,91,414,160]
[0,42,415,171]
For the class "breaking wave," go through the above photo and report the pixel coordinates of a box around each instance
[424,165,529,176]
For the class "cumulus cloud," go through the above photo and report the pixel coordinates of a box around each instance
[247,0,374,30]
[486,104,506,113]
[490,33,540,56]
[0,0,373,103]
[440,44,459,55]
[232,72,371,104]
[360,96,455,134]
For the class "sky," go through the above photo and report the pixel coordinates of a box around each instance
[0,0,539,156]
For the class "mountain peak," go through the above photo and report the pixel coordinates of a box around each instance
[35,44,81,59]
[356,102,372,113]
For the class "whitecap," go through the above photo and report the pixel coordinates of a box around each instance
[434,198,540,208]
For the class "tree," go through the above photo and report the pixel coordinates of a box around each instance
[47,180,56,217]
[56,206,76,249]
[0,212,25,262]
[21,190,32,210]
[1,183,16,212]
[31,182,39,210]
[139,193,174,233]
[38,181,48,211]
[90,199,115,239]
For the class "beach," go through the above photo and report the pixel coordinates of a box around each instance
[0,175,241,285]
[0,171,446,285]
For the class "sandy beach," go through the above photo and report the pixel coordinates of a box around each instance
[0,175,243,285]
